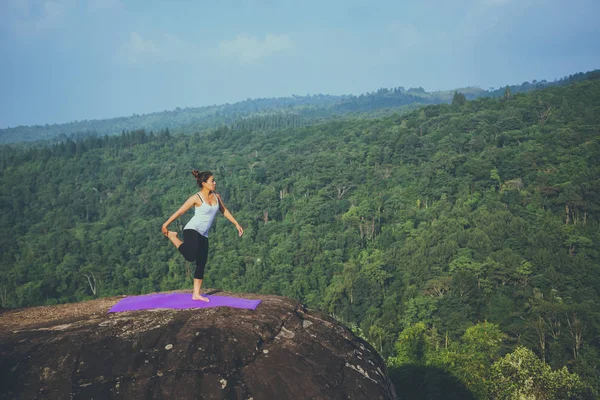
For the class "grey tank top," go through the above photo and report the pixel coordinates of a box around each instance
[183,192,219,237]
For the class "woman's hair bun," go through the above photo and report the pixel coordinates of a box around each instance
[192,170,213,187]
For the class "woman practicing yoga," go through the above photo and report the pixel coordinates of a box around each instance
[162,170,243,301]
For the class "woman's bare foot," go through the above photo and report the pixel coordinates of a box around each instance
[192,294,210,302]
[166,231,183,248]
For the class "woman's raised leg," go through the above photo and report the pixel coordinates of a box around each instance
[166,231,183,248]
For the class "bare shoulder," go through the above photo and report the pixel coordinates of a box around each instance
[213,191,226,211]
[188,193,202,206]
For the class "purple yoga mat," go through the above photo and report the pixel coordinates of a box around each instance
[108,293,262,313]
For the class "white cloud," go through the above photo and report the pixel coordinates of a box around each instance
[118,32,158,64]
[218,33,294,64]
[117,32,202,65]
[117,31,294,66]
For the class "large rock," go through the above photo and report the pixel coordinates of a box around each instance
[0,290,396,399]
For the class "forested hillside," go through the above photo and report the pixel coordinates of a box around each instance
[0,87,470,144]
[2,69,597,145]
[1,77,599,398]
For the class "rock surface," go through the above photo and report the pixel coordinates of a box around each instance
[0,290,397,399]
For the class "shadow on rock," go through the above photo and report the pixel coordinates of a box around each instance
[389,364,475,400]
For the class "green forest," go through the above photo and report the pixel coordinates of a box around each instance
[1,76,599,398]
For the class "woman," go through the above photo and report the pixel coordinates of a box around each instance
[162,170,243,302]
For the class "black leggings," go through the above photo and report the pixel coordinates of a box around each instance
[178,229,209,279]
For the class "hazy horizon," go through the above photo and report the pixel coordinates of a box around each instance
[1,0,599,129]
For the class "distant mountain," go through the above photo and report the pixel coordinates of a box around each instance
[1,69,598,145]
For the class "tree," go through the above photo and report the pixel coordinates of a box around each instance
[452,92,467,107]
[488,346,591,399]
[368,323,390,354]
[390,322,431,366]
[453,322,505,397]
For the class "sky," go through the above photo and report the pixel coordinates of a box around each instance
[1,0,599,128]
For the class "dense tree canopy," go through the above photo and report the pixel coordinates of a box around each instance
[1,75,599,398]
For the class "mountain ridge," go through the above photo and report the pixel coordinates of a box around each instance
[2,69,597,145]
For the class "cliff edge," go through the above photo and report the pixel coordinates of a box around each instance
[0,290,396,400]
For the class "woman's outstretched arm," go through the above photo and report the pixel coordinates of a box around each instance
[216,193,243,237]
[162,196,197,235]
